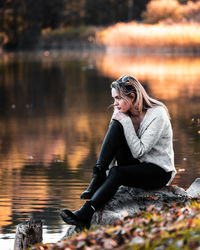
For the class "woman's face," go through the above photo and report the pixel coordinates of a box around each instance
[111,88,134,113]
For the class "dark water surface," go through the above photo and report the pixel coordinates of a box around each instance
[0,50,200,249]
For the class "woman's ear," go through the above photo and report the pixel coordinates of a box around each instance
[130,93,135,102]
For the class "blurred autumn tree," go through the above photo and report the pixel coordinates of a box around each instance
[142,0,200,24]
[84,0,149,25]
[0,0,65,49]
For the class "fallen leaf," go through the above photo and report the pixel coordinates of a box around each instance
[102,238,118,249]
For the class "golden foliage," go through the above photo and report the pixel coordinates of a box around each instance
[96,21,200,50]
[142,0,181,24]
[142,0,200,24]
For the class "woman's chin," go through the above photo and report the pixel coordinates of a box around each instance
[121,110,128,114]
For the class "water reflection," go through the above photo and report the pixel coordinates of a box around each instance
[96,53,200,99]
[0,51,200,247]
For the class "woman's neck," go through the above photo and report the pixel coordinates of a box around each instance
[128,107,141,117]
[129,110,147,132]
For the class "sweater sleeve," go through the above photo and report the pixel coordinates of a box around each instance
[119,110,167,159]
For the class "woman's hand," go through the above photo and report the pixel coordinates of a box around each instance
[112,110,128,121]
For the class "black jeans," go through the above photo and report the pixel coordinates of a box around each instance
[91,120,172,209]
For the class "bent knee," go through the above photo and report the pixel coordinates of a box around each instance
[110,119,123,131]
[108,166,121,178]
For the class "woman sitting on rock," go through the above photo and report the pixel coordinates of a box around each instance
[60,75,177,229]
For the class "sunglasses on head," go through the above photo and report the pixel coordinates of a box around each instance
[116,76,136,96]
[118,75,135,84]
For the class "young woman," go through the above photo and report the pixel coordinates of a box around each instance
[60,75,177,229]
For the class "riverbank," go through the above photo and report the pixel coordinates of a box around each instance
[0,26,104,52]
[96,22,200,54]
[28,22,200,53]
[38,26,104,51]
[2,22,200,53]
[34,199,200,249]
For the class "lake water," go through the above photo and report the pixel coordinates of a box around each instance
[0,50,200,249]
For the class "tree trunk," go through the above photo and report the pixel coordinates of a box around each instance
[128,0,134,21]
[14,219,43,250]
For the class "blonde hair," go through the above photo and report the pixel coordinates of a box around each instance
[111,75,170,117]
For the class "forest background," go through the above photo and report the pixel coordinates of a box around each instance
[1,0,200,51]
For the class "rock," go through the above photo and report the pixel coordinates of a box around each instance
[91,185,189,226]
[186,178,200,198]
[63,182,192,239]
[61,225,78,240]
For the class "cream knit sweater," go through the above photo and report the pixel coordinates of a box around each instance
[114,105,176,185]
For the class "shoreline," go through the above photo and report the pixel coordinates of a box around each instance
[1,44,200,57]
[1,23,200,55]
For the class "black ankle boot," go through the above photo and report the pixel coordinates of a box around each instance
[60,201,95,229]
[81,166,106,199]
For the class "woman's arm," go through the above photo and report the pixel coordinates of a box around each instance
[113,108,169,159]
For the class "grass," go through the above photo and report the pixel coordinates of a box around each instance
[41,26,101,44]
[96,22,200,52]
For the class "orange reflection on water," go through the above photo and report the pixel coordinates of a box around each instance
[0,199,12,227]
[0,111,110,230]
[96,53,200,99]
[0,112,109,171]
